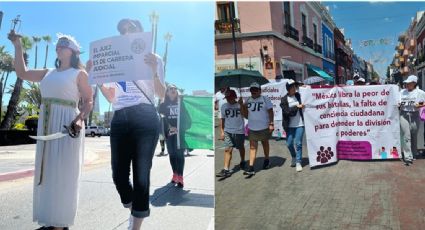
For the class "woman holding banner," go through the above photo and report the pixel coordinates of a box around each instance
[90,18,165,230]
[159,84,185,187]
[280,80,305,172]
[399,75,425,166]
[9,31,93,230]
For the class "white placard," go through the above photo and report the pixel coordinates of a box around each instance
[89,32,153,84]
[300,85,401,168]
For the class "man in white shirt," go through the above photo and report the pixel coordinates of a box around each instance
[215,87,230,140]
[216,90,246,177]
[240,82,274,176]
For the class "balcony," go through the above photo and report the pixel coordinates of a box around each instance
[283,24,299,41]
[302,36,314,49]
[314,43,322,54]
[215,19,241,34]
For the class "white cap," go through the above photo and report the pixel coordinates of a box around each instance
[286,79,296,85]
[250,82,261,89]
[356,77,365,83]
[404,75,418,83]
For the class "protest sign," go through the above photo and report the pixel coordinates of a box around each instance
[89,32,152,84]
[300,85,401,167]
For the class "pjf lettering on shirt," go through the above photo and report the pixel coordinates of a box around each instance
[225,108,241,118]
[247,102,264,112]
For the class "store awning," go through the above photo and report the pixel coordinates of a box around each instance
[307,64,334,82]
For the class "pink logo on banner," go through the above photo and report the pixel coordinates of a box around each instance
[337,141,372,160]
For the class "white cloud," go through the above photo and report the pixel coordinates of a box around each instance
[333,4,338,9]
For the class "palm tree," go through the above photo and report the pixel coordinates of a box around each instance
[32,36,41,69]
[0,36,32,129]
[88,86,98,125]
[42,35,51,69]
[0,53,14,119]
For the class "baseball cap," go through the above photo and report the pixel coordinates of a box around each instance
[250,82,261,89]
[403,75,418,83]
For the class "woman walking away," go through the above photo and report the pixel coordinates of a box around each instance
[281,79,305,172]
[9,31,93,230]
[399,75,425,166]
[159,84,185,187]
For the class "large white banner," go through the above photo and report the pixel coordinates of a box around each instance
[239,80,289,138]
[89,32,152,84]
[300,85,401,167]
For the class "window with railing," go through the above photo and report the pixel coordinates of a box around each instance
[217,2,235,22]
[215,2,239,34]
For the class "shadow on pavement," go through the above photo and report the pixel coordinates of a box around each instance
[151,184,213,208]
[253,156,286,171]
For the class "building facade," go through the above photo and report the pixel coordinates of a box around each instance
[320,4,336,80]
[415,11,425,89]
[334,27,352,84]
[215,1,326,82]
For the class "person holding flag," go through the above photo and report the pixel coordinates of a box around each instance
[240,82,274,176]
[88,18,165,230]
[159,84,185,187]
[216,90,246,177]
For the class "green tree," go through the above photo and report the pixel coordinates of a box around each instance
[0,52,14,119]
[32,36,42,69]
[0,36,33,130]
[42,35,52,69]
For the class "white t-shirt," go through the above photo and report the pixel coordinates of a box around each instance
[105,56,165,111]
[287,95,304,127]
[399,88,425,112]
[221,102,244,134]
[215,91,227,118]
[246,95,273,131]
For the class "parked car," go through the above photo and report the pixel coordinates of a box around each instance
[85,126,105,137]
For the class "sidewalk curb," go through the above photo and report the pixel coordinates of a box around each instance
[0,151,100,183]
[0,169,34,182]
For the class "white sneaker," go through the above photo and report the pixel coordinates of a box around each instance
[127,214,134,230]
[296,163,302,172]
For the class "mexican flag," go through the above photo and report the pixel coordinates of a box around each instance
[177,95,213,150]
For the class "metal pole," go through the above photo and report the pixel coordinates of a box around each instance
[230,3,238,69]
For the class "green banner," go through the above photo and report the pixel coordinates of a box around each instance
[178,95,213,150]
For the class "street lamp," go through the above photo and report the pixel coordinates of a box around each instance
[149,11,159,53]
[163,32,172,77]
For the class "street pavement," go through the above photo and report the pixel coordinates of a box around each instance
[0,137,214,230]
[214,121,425,230]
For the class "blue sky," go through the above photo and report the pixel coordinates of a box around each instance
[0,1,213,115]
[323,1,425,79]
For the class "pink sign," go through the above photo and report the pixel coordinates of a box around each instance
[337,141,372,160]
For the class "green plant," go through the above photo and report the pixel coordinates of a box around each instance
[12,123,26,130]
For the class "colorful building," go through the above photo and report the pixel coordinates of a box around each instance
[215,2,327,82]
[320,4,336,81]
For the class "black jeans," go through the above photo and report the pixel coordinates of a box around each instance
[110,103,160,218]
[165,134,185,176]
